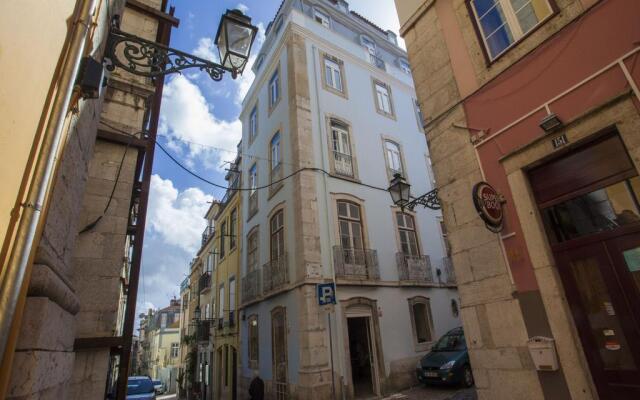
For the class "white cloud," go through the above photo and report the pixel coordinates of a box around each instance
[236,3,249,14]
[193,37,217,61]
[160,75,242,170]
[147,174,213,254]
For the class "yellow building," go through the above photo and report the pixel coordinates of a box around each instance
[211,151,242,400]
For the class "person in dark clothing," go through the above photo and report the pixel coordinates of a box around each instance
[248,372,264,400]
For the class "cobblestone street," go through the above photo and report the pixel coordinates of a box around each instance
[382,386,477,400]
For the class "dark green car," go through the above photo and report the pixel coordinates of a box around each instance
[416,327,474,387]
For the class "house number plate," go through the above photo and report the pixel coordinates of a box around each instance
[552,134,569,149]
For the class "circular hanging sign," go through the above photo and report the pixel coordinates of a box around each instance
[472,182,504,232]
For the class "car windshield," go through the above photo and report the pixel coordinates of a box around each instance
[431,332,466,352]
[127,378,154,395]
[153,381,162,385]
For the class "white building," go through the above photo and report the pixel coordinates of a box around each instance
[238,1,460,398]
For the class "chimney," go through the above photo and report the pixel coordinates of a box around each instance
[386,30,398,45]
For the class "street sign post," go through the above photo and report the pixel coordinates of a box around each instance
[317,283,337,400]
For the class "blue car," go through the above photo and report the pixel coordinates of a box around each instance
[126,376,156,400]
[416,327,474,387]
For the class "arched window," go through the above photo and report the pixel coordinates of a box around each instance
[247,229,259,271]
[408,296,434,350]
[330,119,354,177]
[337,201,364,250]
[397,212,419,256]
[384,140,403,176]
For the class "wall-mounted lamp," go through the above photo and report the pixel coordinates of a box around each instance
[539,113,563,133]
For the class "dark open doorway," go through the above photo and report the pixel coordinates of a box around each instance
[348,317,374,398]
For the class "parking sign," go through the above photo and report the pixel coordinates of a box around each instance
[317,283,336,306]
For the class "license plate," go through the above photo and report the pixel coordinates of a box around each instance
[425,372,438,378]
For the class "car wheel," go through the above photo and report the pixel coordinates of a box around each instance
[462,365,474,387]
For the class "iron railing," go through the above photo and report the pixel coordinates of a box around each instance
[249,191,258,216]
[443,256,456,284]
[196,320,211,342]
[198,272,211,293]
[333,246,379,280]
[242,268,262,303]
[271,163,283,184]
[201,226,214,246]
[333,151,354,177]
[396,253,433,282]
[262,253,289,295]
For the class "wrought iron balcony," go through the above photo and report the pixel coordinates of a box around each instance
[198,272,211,293]
[396,253,433,283]
[202,226,214,246]
[443,256,456,284]
[242,268,262,303]
[333,246,380,280]
[196,320,211,342]
[369,54,386,71]
[262,253,289,295]
[333,151,354,177]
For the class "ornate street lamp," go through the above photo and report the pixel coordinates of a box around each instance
[105,9,258,81]
[388,173,441,211]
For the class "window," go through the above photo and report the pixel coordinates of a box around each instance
[374,81,393,116]
[384,140,403,176]
[469,0,553,60]
[408,297,435,349]
[270,132,282,183]
[249,106,258,142]
[161,313,167,328]
[247,229,258,271]
[399,59,411,75]
[218,283,225,319]
[313,8,330,27]
[270,210,285,261]
[330,120,354,177]
[220,221,227,259]
[414,99,424,130]
[206,252,214,273]
[337,201,364,250]
[397,213,419,256]
[230,209,237,250]
[361,36,376,55]
[249,164,258,215]
[229,277,236,313]
[205,303,210,319]
[248,315,259,366]
[171,342,179,358]
[324,57,343,92]
[269,69,280,109]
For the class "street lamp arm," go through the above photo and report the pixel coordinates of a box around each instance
[105,26,230,81]
[407,188,441,211]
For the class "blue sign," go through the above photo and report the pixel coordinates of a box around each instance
[317,283,336,306]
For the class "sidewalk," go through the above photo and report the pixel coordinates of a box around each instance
[382,385,477,400]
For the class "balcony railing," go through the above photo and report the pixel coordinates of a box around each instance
[333,152,354,177]
[262,253,289,295]
[196,320,211,342]
[271,163,283,185]
[333,246,379,280]
[396,253,433,283]
[370,54,386,71]
[443,256,456,284]
[198,272,211,293]
[202,226,214,246]
[249,191,258,216]
[242,268,262,303]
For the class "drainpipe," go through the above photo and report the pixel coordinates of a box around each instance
[0,0,98,394]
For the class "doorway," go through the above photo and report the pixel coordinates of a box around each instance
[231,347,237,400]
[529,133,640,398]
[347,317,375,398]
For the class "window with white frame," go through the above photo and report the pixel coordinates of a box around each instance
[206,252,214,274]
[337,201,365,253]
[397,213,420,256]
[270,132,281,181]
[249,164,257,194]
[269,69,280,109]
[171,342,179,358]
[384,140,403,176]
[249,106,258,142]
[313,8,330,28]
[409,297,435,348]
[229,277,236,314]
[218,283,225,319]
[330,120,353,177]
[230,208,237,250]
[469,0,553,60]
[399,59,411,75]
[324,57,343,92]
[414,99,424,130]
[361,36,376,55]
[374,81,393,115]
[247,229,258,271]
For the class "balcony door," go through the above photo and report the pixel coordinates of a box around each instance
[338,201,366,273]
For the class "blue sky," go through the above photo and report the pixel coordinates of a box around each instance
[137,0,403,319]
